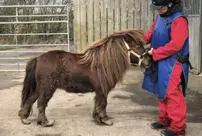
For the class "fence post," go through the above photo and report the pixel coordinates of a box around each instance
[80,0,87,52]
[15,7,20,69]
[198,0,202,74]
[67,5,70,52]
[73,0,81,52]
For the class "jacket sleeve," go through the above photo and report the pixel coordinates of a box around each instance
[144,17,157,44]
[152,17,189,61]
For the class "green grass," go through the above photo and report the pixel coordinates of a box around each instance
[0,46,19,50]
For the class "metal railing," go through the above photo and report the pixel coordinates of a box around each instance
[0,5,70,72]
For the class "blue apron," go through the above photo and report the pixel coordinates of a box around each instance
[142,12,189,100]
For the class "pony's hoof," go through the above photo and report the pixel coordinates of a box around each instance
[21,118,31,125]
[39,120,55,127]
[101,118,113,126]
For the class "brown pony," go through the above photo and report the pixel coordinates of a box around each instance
[18,29,151,127]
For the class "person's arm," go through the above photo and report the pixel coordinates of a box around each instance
[152,17,188,61]
[144,17,157,44]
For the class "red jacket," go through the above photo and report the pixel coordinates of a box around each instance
[144,16,189,61]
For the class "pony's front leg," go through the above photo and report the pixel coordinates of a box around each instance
[93,91,113,126]
[37,88,55,127]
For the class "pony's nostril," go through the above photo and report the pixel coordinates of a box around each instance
[140,56,143,59]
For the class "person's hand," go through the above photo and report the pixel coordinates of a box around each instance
[147,48,153,55]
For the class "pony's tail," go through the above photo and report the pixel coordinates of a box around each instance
[20,57,37,108]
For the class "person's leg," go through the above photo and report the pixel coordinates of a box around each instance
[158,100,170,127]
[151,99,170,130]
[167,87,186,134]
[161,62,186,135]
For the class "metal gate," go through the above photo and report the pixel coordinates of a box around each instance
[0,5,71,72]
[184,0,202,74]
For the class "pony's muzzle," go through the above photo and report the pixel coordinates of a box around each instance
[140,51,153,69]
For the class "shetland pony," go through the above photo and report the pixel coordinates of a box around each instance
[18,29,151,127]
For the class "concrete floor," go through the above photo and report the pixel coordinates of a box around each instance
[0,67,202,136]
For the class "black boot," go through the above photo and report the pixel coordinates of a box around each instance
[161,129,182,136]
[151,122,166,130]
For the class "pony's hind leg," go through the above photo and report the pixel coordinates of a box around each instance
[37,87,56,127]
[93,91,113,126]
[18,92,39,125]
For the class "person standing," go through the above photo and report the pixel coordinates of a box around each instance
[142,0,191,136]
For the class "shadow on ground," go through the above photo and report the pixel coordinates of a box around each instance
[112,79,202,124]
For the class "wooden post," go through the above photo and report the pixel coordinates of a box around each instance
[94,0,101,41]
[107,0,114,35]
[140,0,147,30]
[114,0,121,32]
[134,0,141,29]
[100,0,107,38]
[127,0,135,29]
[74,0,81,52]
[80,0,87,52]
[121,0,127,29]
[87,0,94,44]
[147,0,155,30]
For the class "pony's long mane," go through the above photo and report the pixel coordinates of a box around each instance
[78,29,145,94]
